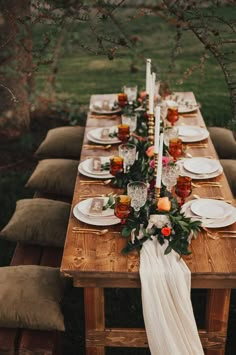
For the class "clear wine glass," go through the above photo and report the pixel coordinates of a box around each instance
[163,127,179,147]
[121,113,137,132]
[162,165,180,192]
[123,85,138,103]
[127,181,148,216]
[118,143,136,173]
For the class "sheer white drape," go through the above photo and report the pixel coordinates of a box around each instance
[140,239,204,355]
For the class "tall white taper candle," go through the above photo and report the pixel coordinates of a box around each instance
[156,133,163,188]
[146,59,151,94]
[154,106,160,154]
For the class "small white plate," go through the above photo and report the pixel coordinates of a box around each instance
[73,202,120,226]
[78,163,113,179]
[176,159,223,179]
[87,127,121,145]
[190,199,233,219]
[176,126,209,142]
[77,197,114,218]
[183,158,221,175]
[82,157,111,175]
[90,100,121,115]
[182,200,236,228]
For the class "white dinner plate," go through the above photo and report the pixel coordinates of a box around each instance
[176,159,223,179]
[190,199,233,219]
[178,102,200,114]
[78,162,113,179]
[90,100,121,115]
[73,202,120,226]
[77,197,115,218]
[176,126,209,142]
[165,97,200,113]
[183,158,221,175]
[82,157,111,176]
[181,200,236,228]
[87,127,121,144]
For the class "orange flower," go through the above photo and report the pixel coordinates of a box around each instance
[146,145,155,158]
[161,227,171,237]
[157,197,171,212]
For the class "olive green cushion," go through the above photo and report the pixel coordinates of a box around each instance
[35,126,85,160]
[26,159,78,198]
[0,198,70,247]
[0,265,65,331]
[220,159,236,196]
[208,127,236,159]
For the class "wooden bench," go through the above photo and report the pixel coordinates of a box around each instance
[0,243,64,355]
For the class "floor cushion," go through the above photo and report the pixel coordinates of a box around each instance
[220,159,236,196]
[35,126,85,160]
[0,265,66,331]
[0,198,70,247]
[25,159,78,198]
[208,127,236,159]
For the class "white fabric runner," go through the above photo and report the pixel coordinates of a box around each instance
[140,238,204,355]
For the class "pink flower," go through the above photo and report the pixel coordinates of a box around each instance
[146,145,155,158]
[162,156,170,166]
[149,159,155,169]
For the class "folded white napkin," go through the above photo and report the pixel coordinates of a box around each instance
[140,238,204,355]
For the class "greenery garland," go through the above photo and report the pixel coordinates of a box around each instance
[109,96,202,257]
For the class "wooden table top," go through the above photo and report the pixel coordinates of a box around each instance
[60,92,236,289]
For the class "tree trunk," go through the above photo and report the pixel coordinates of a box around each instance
[0,0,32,140]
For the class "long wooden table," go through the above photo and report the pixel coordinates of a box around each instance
[61,92,236,354]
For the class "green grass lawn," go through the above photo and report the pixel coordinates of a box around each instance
[35,6,234,128]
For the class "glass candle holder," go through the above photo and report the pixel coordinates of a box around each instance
[118,93,128,107]
[168,137,183,162]
[117,124,130,143]
[175,176,192,206]
[114,195,131,224]
[121,113,137,132]
[109,156,124,176]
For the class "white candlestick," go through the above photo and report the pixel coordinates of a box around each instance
[146,59,151,94]
[156,133,163,188]
[154,106,160,154]
[149,72,155,114]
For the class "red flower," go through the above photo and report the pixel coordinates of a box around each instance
[161,227,171,237]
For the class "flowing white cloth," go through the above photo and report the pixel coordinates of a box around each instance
[140,238,204,355]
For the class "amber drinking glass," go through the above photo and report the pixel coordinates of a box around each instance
[166,106,179,126]
[117,124,130,143]
[175,176,192,206]
[118,93,128,107]
[168,137,183,162]
[109,156,124,176]
[114,195,131,224]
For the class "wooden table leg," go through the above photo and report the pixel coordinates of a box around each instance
[205,289,231,355]
[84,287,105,355]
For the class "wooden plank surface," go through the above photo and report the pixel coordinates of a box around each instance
[60,92,236,288]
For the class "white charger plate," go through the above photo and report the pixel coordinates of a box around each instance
[183,158,221,175]
[178,103,200,114]
[77,197,114,218]
[176,159,223,179]
[190,199,233,219]
[82,157,111,176]
[90,100,121,115]
[176,126,209,142]
[87,127,121,144]
[181,200,236,228]
[78,162,113,179]
[73,202,120,226]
